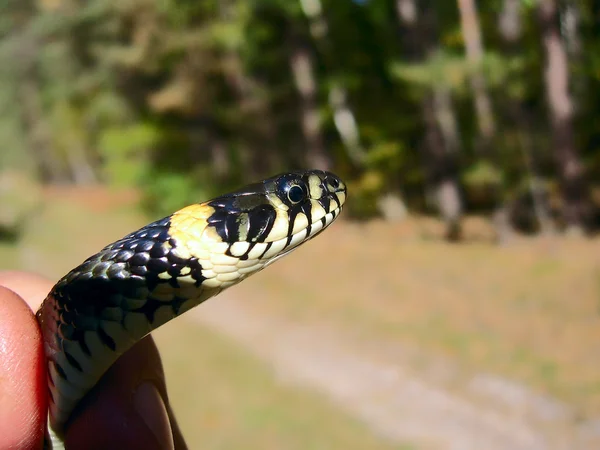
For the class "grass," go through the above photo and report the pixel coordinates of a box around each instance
[0,187,410,450]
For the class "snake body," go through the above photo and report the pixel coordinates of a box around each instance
[37,170,346,447]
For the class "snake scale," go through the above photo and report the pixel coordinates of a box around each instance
[36,170,346,448]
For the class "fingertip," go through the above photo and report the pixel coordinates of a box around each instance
[0,271,53,311]
[0,272,186,449]
[0,286,47,449]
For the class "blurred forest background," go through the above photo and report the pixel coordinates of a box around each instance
[3,1,600,447]
[1,0,600,241]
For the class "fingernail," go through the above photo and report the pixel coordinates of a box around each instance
[134,383,175,450]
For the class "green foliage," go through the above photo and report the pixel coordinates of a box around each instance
[463,160,503,187]
[364,140,404,173]
[462,161,504,210]
[98,123,159,186]
[392,50,526,98]
[346,170,385,218]
[142,170,210,217]
[0,171,42,240]
[345,138,408,218]
[0,0,598,231]
[391,51,471,93]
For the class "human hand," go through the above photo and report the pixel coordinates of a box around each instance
[0,271,186,450]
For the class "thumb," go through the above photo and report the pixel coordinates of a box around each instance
[0,285,46,449]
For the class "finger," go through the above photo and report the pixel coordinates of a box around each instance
[64,335,187,450]
[0,271,53,311]
[0,286,47,449]
[0,272,186,448]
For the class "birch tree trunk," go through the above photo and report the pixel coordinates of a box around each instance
[499,0,554,235]
[298,0,365,166]
[397,0,463,240]
[457,0,517,243]
[456,0,496,151]
[288,36,330,171]
[426,88,463,240]
[218,0,279,178]
[499,0,522,44]
[537,0,590,232]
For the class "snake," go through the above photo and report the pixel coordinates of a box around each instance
[35,169,346,448]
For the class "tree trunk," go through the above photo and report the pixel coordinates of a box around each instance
[456,0,496,151]
[298,0,365,166]
[288,38,330,170]
[499,0,522,44]
[498,0,554,235]
[457,0,516,242]
[427,87,463,241]
[396,0,463,240]
[218,0,278,179]
[537,0,590,232]
[209,136,230,180]
[560,2,585,114]
[328,84,365,165]
[63,142,98,185]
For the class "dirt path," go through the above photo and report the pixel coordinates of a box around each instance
[190,292,599,450]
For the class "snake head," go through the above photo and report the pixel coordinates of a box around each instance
[207,169,346,242]
[168,170,347,289]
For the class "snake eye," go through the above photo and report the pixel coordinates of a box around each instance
[287,184,307,204]
[326,175,340,190]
